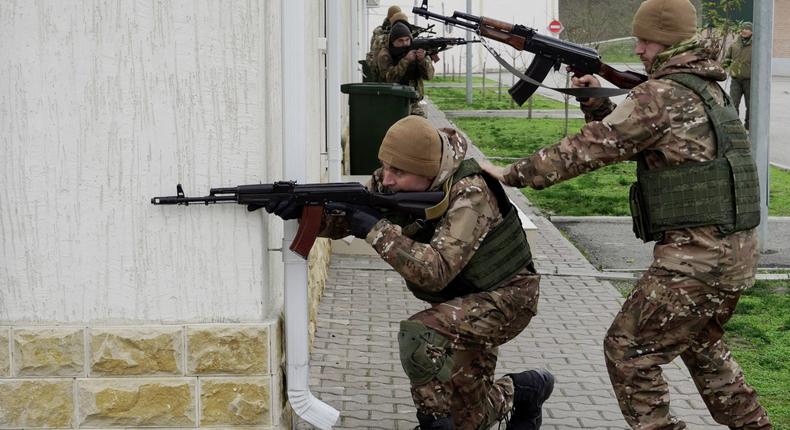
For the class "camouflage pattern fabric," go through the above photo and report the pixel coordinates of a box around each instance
[365,19,391,81]
[723,37,752,79]
[320,128,540,428]
[498,37,772,429]
[369,17,390,52]
[408,272,539,429]
[376,47,434,117]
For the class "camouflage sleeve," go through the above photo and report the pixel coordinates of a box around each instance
[377,49,412,83]
[364,176,498,292]
[580,98,617,122]
[501,81,670,189]
[419,56,434,80]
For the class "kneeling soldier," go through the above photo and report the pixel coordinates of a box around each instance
[267,116,554,429]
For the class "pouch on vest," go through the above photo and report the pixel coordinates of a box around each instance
[629,73,760,242]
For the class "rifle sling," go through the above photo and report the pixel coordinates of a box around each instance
[481,40,632,98]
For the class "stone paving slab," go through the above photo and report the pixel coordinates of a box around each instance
[297,102,727,429]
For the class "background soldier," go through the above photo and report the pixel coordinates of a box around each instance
[370,5,402,51]
[481,0,772,428]
[267,116,554,430]
[364,6,402,81]
[723,21,753,129]
[376,17,434,117]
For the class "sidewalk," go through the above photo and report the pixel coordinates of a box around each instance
[297,102,729,429]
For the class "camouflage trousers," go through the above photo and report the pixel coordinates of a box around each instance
[604,267,772,429]
[405,274,540,430]
[730,78,751,129]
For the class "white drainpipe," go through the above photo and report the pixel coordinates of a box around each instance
[282,0,340,428]
[327,0,342,182]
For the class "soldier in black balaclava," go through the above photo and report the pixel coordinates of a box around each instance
[375,14,434,117]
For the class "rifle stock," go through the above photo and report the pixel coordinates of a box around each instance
[152,182,445,259]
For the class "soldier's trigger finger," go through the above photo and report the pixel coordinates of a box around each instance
[324,202,350,216]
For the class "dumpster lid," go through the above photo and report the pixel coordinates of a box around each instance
[340,82,419,99]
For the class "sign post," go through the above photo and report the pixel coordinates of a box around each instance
[547,19,564,36]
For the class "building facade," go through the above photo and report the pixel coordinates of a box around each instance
[0,1,366,428]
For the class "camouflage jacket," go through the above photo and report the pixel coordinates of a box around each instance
[369,18,390,51]
[501,38,758,291]
[723,36,752,79]
[376,47,434,100]
[322,129,537,306]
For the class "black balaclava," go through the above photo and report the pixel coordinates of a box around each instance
[388,22,412,62]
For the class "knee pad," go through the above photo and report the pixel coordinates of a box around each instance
[398,320,454,385]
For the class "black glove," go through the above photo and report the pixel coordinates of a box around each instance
[325,202,382,239]
[264,199,303,220]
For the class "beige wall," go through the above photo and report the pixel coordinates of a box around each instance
[776,0,790,58]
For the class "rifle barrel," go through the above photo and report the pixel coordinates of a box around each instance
[412,6,476,30]
[151,195,237,205]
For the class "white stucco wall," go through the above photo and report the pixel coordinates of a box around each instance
[0,1,298,324]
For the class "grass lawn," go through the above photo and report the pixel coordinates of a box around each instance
[770,164,790,216]
[453,117,790,216]
[724,280,790,429]
[607,279,789,429]
[429,75,498,84]
[426,87,567,111]
[454,117,636,216]
[595,38,640,64]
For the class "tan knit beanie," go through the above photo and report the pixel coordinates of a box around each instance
[389,11,410,25]
[378,116,442,178]
[386,5,402,20]
[632,0,697,46]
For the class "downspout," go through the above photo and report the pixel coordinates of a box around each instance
[282,0,340,428]
[350,0,360,82]
[327,0,342,182]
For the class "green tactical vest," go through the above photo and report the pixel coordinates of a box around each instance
[387,159,534,303]
[629,73,760,242]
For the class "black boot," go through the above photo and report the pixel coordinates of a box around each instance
[505,369,555,430]
[415,411,454,429]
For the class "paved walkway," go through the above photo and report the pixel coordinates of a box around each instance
[298,102,728,429]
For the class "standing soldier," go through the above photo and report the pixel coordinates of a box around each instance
[364,6,403,81]
[723,21,753,129]
[370,5,402,51]
[376,15,434,117]
[481,0,772,428]
[266,116,554,430]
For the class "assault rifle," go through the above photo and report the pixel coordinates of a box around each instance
[410,23,436,38]
[411,37,480,55]
[151,182,444,258]
[412,0,647,105]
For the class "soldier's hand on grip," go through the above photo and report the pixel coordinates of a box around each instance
[325,202,382,239]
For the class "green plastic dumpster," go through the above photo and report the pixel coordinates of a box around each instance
[340,83,419,175]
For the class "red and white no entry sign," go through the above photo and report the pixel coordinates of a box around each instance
[548,19,564,34]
